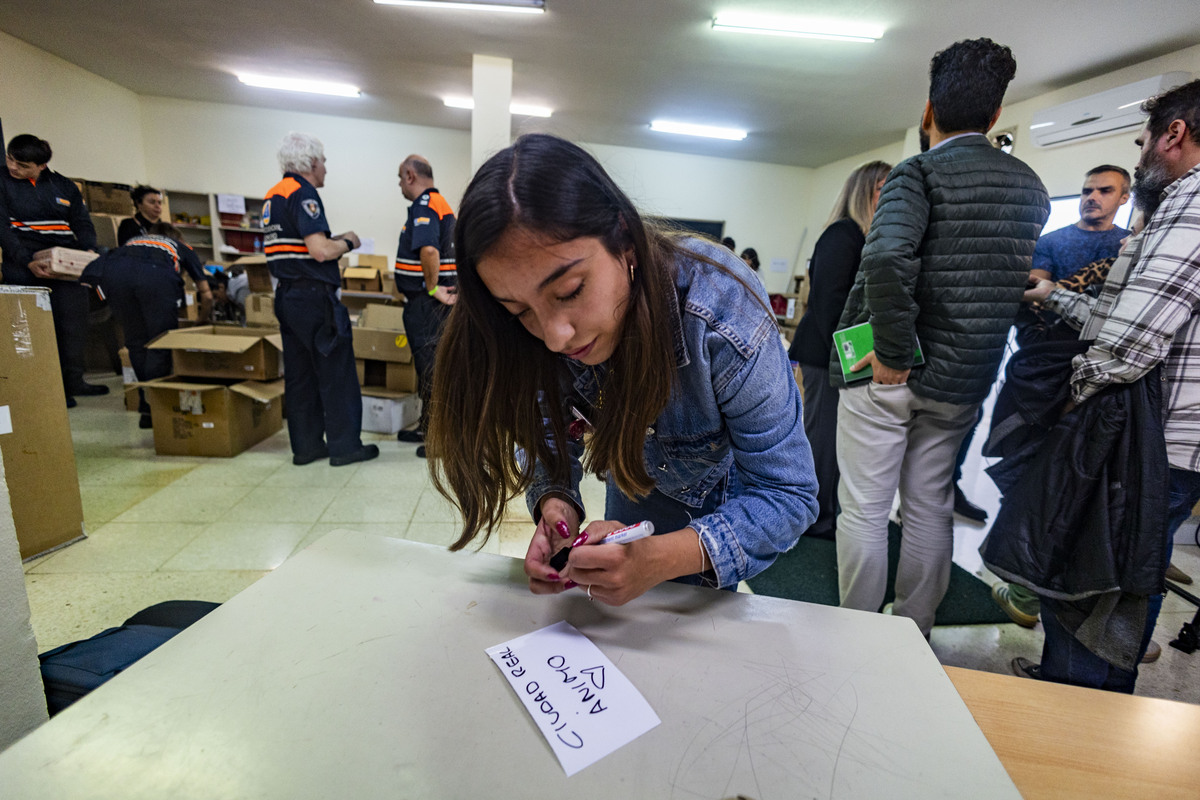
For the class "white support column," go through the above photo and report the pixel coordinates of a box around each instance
[471,54,513,174]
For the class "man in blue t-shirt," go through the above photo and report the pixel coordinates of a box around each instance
[1031,165,1131,282]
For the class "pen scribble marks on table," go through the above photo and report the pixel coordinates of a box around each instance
[465,600,477,611]
[669,658,896,800]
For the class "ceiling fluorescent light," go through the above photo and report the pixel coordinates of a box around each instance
[712,14,882,43]
[375,0,544,13]
[650,120,747,141]
[238,74,360,97]
[443,97,552,117]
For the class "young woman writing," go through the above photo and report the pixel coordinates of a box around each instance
[429,134,817,605]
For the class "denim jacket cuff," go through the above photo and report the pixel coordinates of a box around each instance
[526,486,585,526]
[692,514,747,589]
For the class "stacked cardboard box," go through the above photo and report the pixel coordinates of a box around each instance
[244,293,276,326]
[90,213,129,250]
[85,182,133,215]
[139,326,285,456]
[0,287,86,558]
[352,304,420,433]
[32,247,98,281]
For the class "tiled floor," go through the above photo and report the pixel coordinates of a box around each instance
[21,371,1200,704]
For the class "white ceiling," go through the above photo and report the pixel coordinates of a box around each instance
[2,0,1199,167]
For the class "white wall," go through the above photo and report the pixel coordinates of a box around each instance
[0,30,145,183]
[790,42,1200,275]
[998,42,1200,196]
[139,97,472,258]
[586,143,814,294]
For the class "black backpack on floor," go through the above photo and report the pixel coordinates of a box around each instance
[38,600,219,715]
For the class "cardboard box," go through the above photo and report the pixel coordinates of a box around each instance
[352,328,412,364]
[352,304,410,366]
[356,359,417,393]
[338,253,390,272]
[0,287,86,558]
[147,325,285,380]
[140,376,285,457]
[342,266,383,292]
[86,182,133,215]
[90,212,129,250]
[357,303,405,332]
[179,290,200,321]
[125,386,140,412]
[244,293,276,326]
[32,247,99,281]
[232,254,273,293]
[360,391,421,434]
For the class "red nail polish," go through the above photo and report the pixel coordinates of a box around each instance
[547,572,560,581]
[556,520,570,538]
[571,532,589,547]
[564,580,578,589]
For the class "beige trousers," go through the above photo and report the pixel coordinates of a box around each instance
[835,382,980,637]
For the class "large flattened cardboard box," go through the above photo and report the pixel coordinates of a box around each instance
[0,287,85,559]
[148,325,284,381]
[140,377,285,457]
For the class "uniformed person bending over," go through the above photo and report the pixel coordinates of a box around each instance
[0,134,103,406]
[264,132,377,467]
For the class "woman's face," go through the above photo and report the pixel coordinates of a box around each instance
[870,176,886,216]
[477,228,632,365]
[137,192,163,221]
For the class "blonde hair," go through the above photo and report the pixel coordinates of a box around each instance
[825,160,893,234]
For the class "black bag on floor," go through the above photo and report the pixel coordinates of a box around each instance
[38,600,219,715]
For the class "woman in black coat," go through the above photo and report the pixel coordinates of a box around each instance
[788,160,891,538]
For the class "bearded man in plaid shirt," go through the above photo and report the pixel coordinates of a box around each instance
[1017,79,1200,690]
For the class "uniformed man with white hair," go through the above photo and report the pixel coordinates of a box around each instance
[263,132,377,466]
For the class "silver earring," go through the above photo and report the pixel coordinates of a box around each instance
[628,260,635,283]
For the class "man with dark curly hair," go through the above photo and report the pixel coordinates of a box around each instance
[831,39,1050,638]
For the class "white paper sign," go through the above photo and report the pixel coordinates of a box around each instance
[0,405,12,435]
[216,194,246,215]
[486,621,660,776]
[770,257,788,273]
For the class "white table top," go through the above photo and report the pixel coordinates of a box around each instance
[0,530,1019,799]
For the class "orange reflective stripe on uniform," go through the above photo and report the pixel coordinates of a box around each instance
[127,237,181,271]
[394,260,456,273]
[426,192,454,219]
[265,177,303,200]
[265,244,310,254]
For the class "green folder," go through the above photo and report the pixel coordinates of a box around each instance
[833,321,924,382]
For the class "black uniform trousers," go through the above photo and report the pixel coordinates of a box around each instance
[402,290,451,433]
[45,279,91,396]
[101,264,182,414]
[274,280,363,460]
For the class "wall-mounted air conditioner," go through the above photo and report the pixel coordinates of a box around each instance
[1029,72,1191,148]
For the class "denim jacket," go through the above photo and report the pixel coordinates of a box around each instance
[527,238,818,588]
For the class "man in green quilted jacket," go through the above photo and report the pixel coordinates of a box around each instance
[831,38,1050,638]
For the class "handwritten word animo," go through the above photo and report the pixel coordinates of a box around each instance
[546,654,608,713]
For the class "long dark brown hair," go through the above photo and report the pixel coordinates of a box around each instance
[430,134,698,550]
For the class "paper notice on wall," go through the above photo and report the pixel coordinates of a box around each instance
[216,194,246,215]
[770,257,788,273]
[486,621,660,777]
[0,405,12,435]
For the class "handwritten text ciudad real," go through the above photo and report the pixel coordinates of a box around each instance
[496,646,609,750]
